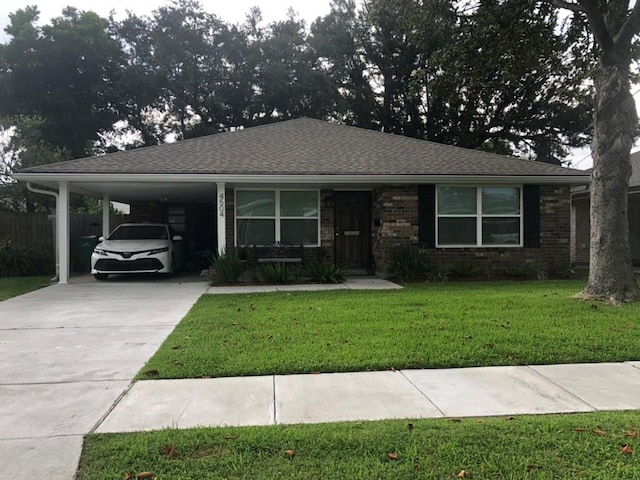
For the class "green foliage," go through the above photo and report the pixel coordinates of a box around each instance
[210,248,245,284]
[304,262,345,283]
[139,280,640,380]
[502,265,532,279]
[386,245,429,282]
[448,261,483,279]
[0,276,49,301]
[80,412,640,480]
[260,262,292,284]
[1,8,123,158]
[0,240,54,277]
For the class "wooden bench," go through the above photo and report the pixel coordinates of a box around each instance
[251,242,304,267]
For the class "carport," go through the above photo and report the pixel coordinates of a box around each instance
[13,175,228,284]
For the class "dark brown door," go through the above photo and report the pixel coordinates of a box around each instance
[334,191,371,270]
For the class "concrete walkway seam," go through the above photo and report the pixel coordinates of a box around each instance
[399,370,447,418]
[89,380,137,435]
[524,365,597,412]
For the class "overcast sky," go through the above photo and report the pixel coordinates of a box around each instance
[2,1,638,169]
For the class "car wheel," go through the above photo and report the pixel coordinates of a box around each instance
[93,273,109,281]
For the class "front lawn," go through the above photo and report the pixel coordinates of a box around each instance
[139,280,640,379]
[0,276,50,301]
[78,411,640,479]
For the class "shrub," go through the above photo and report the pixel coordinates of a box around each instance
[260,262,292,284]
[0,240,54,277]
[503,265,533,279]
[210,248,245,284]
[304,262,345,283]
[386,245,429,282]
[448,261,483,279]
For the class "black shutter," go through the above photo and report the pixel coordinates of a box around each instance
[418,185,436,248]
[523,185,541,248]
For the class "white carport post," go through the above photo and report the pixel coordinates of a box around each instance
[217,182,227,255]
[102,194,110,238]
[57,182,70,284]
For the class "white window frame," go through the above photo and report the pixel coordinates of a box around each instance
[436,185,523,248]
[234,188,321,247]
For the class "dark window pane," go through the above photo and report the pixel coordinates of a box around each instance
[236,191,275,217]
[482,218,520,245]
[109,225,167,240]
[438,187,477,215]
[281,219,318,245]
[236,219,275,246]
[280,191,318,217]
[482,187,520,215]
[438,217,476,245]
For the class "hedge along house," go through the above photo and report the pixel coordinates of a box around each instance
[13,117,590,284]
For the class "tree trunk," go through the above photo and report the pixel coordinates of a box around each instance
[579,64,640,304]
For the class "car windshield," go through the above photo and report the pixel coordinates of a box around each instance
[108,225,168,240]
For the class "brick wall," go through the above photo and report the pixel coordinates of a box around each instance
[372,185,419,273]
[371,184,572,277]
[319,190,335,262]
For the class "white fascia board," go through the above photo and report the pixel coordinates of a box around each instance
[13,172,592,186]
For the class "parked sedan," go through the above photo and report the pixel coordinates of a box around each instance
[91,223,184,280]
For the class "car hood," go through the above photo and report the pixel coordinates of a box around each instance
[98,239,170,252]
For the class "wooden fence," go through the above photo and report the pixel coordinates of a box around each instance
[0,212,129,252]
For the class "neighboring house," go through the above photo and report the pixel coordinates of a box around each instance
[571,151,640,266]
[13,117,589,283]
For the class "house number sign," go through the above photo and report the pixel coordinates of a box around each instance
[218,192,225,217]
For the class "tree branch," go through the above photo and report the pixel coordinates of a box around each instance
[614,0,640,50]
[546,0,583,13]
[575,0,615,54]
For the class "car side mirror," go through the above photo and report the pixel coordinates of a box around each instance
[172,235,183,241]
[98,236,105,242]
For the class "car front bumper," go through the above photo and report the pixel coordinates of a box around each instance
[91,251,171,274]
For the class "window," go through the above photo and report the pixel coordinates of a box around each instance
[235,190,319,246]
[436,186,522,247]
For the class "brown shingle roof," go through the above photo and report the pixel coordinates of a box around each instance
[20,117,587,177]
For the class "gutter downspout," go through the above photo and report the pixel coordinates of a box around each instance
[26,183,59,282]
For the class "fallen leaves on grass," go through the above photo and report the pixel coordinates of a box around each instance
[387,452,398,460]
[142,369,159,377]
[457,469,469,477]
[593,429,606,436]
[620,444,634,455]
[407,422,414,430]
[137,472,154,479]
[161,445,177,459]
[625,431,638,438]
[284,449,295,458]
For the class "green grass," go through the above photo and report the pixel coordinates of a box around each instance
[139,280,640,379]
[0,276,50,301]
[78,411,640,479]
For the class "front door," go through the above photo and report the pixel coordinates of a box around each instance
[334,191,371,271]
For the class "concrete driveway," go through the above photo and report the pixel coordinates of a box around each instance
[0,277,209,479]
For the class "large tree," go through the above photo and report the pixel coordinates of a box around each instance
[551,0,640,303]
[0,6,123,158]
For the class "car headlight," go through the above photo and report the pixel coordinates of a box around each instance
[148,247,169,255]
[93,248,108,256]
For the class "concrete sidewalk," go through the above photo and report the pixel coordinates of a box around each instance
[96,362,640,433]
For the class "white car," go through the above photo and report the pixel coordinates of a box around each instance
[91,223,184,280]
